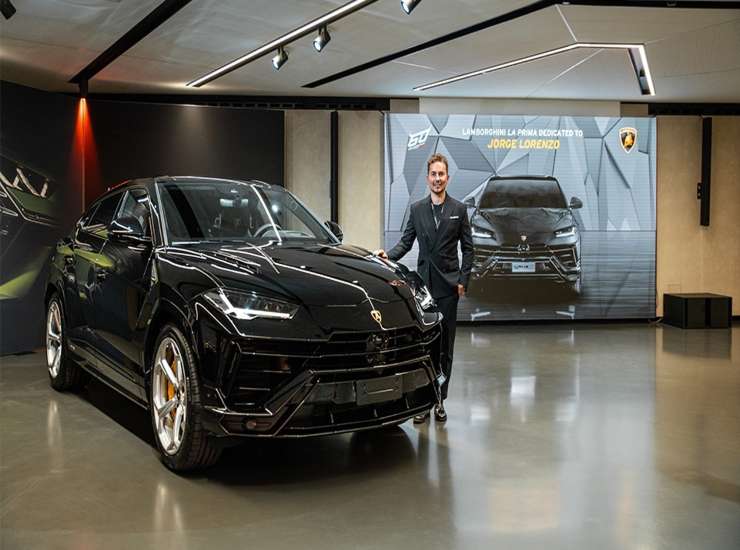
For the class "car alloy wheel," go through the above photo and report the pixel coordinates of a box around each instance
[46,300,63,378]
[152,337,188,455]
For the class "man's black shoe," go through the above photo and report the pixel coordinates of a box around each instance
[413,410,430,424]
[434,404,447,422]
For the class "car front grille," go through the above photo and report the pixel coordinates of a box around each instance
[224,325,441,414]
[473,244,578,271]
[281,383,436,436]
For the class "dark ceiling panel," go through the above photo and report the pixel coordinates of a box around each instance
[70,0,193,85]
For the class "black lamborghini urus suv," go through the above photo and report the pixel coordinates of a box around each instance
[465,175,583,294]
[45,177,443,471]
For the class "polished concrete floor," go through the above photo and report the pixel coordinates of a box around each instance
[1,324,739,550]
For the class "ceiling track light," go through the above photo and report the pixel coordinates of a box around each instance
[413,42,655,96]
[400,0,421,15]
[313,26,331,52]
[187,0,380,87]
[272,47,288,70]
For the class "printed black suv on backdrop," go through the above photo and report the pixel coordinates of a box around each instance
[464,175,583,294]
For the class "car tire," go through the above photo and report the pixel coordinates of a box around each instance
[46,294,87,391]
[149,323,222,472]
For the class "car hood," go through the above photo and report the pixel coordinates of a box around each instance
[159,242,412,307]
[475,207,573,243]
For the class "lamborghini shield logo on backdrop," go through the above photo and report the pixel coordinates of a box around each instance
[370,309,382,325]
[407,126,432,151]
[619,127,637,153]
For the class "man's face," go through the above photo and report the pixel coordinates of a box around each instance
[427,161,449,195]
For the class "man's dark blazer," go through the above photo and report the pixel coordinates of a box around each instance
[388,195,474,297]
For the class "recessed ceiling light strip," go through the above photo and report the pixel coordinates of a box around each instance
[413,42,655,95]
[187,0,380,87]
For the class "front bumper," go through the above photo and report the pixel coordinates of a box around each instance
[199,323,443,438]
[471,243,580,282]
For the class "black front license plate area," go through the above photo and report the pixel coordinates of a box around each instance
[356,375,403,406]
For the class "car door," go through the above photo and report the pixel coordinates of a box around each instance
[66,192,123,351]
[93,188,154,394]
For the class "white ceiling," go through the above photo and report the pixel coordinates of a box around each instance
[1,0,739,101]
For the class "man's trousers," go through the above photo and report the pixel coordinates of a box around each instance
[434,293,459,401]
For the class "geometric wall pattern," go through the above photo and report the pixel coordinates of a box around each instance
[384,114,657,321]
[385,115,656,233]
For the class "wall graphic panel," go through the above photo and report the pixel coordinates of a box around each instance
[0,82,284,354]
[0,81,78,354]
[384,114,657,320]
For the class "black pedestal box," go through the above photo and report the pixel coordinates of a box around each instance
[663,293,732,329]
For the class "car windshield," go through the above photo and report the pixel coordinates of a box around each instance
[157,179,334,245]
[480,178,566,209]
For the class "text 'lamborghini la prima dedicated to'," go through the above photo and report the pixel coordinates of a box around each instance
[45,177,443,471]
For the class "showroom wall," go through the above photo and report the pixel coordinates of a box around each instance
[284,110,331,222]
[285,110,383,251]
[284,107,740,318]
[338,111,384,251]
[86,100,284,206]
[656,116,740,316]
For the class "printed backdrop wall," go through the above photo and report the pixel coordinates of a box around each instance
[0,82,284,354]
[384,114,657,321]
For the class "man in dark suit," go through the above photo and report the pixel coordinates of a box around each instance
[375,153,474,423]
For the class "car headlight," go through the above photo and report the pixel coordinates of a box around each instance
[412,284,435,311]
[554,226,576,238]
[472,225,495,239]
[203,289,299,320]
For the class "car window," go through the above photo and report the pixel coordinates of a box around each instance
[480,179,566,209]
[115,189,151,237]
[158,180,333,244]
[84,193,122,239]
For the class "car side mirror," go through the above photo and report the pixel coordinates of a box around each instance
[325,220,343,242]
[464,196,476,208]
[569,197,583,209]
[110,216,151,244]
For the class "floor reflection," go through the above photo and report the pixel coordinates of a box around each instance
[1,324,738,549]
[655,325,740,509]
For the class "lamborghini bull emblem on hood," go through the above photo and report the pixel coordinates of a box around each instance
[619,127,637,153]
[370,309,383,325]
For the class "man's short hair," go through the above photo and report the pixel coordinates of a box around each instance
[427,153,449,174]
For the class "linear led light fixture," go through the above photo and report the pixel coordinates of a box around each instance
[413,43,655,95]
[187,0,380,87]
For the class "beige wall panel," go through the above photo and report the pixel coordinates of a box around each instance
[656,116,703,315]
[656,116,740,316]
[703,117,740,313]
[338,111,383,251]
[284,110,331,222]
